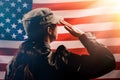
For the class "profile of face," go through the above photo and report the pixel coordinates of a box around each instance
[48,24,58,42]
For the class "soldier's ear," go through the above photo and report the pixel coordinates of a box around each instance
[47,27,52,35]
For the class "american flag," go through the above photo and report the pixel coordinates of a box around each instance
[0,0,120,80]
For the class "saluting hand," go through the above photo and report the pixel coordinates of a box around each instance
[60,20,84,38]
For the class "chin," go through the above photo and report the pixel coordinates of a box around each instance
[50,36,57,42]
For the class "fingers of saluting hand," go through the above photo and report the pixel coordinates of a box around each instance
[60,20,72,27]
[60,20,74,32]
[60,20,84,37]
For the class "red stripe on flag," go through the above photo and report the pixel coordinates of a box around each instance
[62,15,114,25]
[68,47,120,54]
[0,48,18,56]
[52,46,120,54]
[57,30,120,41]
[108,46,120,53]
[32,1,97,10]
[94,30,120,39]
[115,62,120,70]
[0,64,7,71]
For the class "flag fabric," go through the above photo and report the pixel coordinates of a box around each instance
[0,0,120,80]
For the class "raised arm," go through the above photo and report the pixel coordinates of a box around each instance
[60,20,116,79]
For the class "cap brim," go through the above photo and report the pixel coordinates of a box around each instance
[51,15,63,24]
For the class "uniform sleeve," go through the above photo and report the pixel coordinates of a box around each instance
[69,32,116,79]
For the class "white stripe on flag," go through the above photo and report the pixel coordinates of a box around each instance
[53,7,120,18]
[114,54,120,62]
[0,40,22,49]
[0,71,5,79]
[0,56,13,64]
[58,22,116,34]
[98,70,120,79]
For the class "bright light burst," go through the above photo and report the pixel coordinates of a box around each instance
[102,0,120,21]
[94,0,120,29]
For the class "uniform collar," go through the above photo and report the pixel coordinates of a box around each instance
[26,39,51,53]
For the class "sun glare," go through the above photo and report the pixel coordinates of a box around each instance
[91,0,120,30]
[102,0,120,18]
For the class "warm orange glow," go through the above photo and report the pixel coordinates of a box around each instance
[94,0,120,29]
[102,0,120,20]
